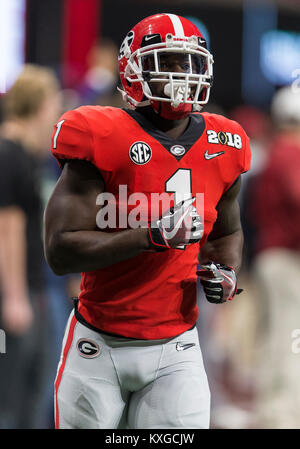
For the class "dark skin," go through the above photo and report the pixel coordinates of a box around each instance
[44,160,150,275]
[44,161,242,275]
[141,106,190,139]
[44,54,243,276]
[199,176,243,272]
[141,53,199,138]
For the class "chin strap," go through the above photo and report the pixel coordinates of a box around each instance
[117,87,150,108]
[117,86,202,116]
[153,100,192,120]
[192,103,202,112]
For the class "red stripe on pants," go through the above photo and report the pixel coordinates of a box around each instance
[54,314,77,429]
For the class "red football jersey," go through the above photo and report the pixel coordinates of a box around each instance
[51,106,251,339]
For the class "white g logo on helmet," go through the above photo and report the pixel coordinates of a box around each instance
[119,30,135,60]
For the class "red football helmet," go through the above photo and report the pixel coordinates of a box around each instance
[118,13,214,119]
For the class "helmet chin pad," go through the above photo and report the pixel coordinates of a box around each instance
[150,100,192,120]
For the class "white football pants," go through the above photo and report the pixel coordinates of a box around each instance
[55,311,211,429]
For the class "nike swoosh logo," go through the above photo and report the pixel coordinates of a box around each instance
[162,198,194,241]
[204,150,225,160]
[145,35,157,41]
[176,343,196,351]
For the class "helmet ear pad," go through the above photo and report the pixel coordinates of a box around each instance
[150,100,192,120]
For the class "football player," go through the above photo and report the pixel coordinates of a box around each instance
[44,13,251,429]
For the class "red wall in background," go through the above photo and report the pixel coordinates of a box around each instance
[62,0,101,88]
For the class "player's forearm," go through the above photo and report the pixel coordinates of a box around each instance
[199,228,244,273]
[46,227,150,275]
[0,208,29,298]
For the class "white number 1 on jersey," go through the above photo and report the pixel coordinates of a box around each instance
[165,168,192,204]
[53,119,65,149]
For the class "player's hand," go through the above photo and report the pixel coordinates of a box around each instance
[147,197,204,251]
[1,294,34,335]
[197,262,243,303]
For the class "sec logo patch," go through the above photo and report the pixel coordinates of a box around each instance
[77,338,100,358]
[129,142,152,165]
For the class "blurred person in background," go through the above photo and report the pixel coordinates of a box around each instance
[77,38,120,106]
[250,85,300,428]
[196,105,271,429]
[230,105,272,268]
[0,65,61,428]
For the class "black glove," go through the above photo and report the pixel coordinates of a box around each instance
[148,197,203,251]
[197,262,243,304]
